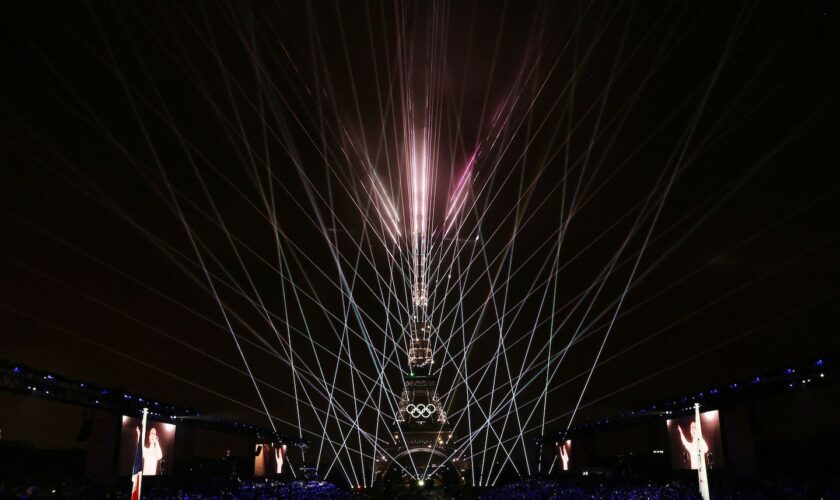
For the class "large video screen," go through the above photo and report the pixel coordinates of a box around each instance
[119,416,176,476]
[666,410,724,470]
[254,443,287,477]
[556,440,572,471]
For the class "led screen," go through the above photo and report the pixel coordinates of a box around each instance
[556,439,572,471]
[666,410,724,470]
[118,416,176,476]
[254,442,287,476]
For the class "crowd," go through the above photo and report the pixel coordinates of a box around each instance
[480,479,702,500]
[0,479,357,499]
[130,479,358,499]
[4,477,840,498]
[479,478,840,500]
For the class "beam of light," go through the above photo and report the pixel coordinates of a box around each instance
[436,189,660,452]
[430,105,756,383]
[44,18,426,480]
[410,131,430,312]
[430,252,532,483]
[443,153,474,236]
[5,257,369,456]
[446,183,696,460]
[0,302,387,467]
[455,283,840,475]
[371,171,402,243]
[441,180,808,441]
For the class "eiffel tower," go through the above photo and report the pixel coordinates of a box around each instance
[373,133,470,486]
[375,263,468,487]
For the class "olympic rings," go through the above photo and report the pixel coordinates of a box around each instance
[405,403,437,419]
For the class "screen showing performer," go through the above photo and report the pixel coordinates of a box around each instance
[254,443,287,477]
[556,440,572,471]
[666,410,724,470]
[119,416,176,476]
[274,443,287,474]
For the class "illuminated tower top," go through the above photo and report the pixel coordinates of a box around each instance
[408,131,433,372]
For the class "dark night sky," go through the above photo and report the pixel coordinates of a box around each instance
[1,0,839,457]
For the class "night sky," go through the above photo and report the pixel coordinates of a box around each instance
[1,0,839,463]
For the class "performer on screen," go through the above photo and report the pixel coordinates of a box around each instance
[274,444,286,474]
[677,421,708,469]
[559,442,570,471]
[136,426,163,475]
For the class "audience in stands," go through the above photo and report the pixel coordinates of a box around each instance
[2,476,840,498]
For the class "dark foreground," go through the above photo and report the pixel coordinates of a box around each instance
[3,477,840,499]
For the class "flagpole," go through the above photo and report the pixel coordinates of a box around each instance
[694,403,710,500]
[139,407,148,500]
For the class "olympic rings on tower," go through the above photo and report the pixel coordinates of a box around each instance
[404,403,436,419]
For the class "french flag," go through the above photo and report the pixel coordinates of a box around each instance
[130,426,143,500]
